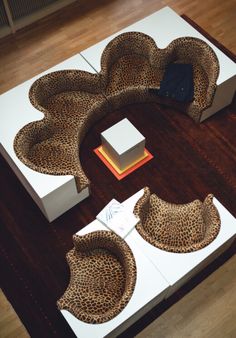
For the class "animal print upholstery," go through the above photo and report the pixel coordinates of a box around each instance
[100,33,219,122]
[133,187,221,253]
[14,32,219,191]
[57,230,136,324]
[14,70,110,191]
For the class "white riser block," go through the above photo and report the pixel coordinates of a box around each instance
[200,75,236,122]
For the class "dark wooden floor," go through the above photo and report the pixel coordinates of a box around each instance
[0,1,236,338]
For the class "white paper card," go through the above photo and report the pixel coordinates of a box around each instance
[96,199,139,238]
[96,199,124,223]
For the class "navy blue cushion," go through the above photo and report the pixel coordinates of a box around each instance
[150,63,194,103]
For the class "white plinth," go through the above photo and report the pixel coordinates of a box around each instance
[0,54,94,222]
[126,191,236,297]
[61,218,169,338]
[101,118,145,170]
[80,6,236,122]
[60,189,235,336]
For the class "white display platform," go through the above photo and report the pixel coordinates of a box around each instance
[125,190,236,297]
[80,6,236,122]
[61,218,170,338]
[101,118,145,170]
[60,189,235,336]
[0,54,94,222]
[96,198,139,238]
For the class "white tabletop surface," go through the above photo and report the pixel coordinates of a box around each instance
[81,7,236,85]
[0,54,95,198]
[101,118,145,155]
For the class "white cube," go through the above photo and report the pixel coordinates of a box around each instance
[101,118,145,171]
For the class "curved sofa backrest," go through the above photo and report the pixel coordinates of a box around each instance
[100,33,219,120]
[169,37,219,102]
[29,70,103,114]
[100,31,158,75]
[133,187,151,223]
[13,120,51,167]
[202,194,221,232]
[13,32,221,196]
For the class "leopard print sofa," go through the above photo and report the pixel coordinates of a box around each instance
[14,70,110,191]
[57,230,136,324]
[14,32,219,192]
[100,32,219,120]
[133,187,221,253]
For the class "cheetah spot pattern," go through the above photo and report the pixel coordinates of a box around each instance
[14,32,219,192]
[57,230,137,324]
[133,187,221,253]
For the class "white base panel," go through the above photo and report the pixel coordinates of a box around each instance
[200,75,236,122]
[0,54,95,222]
[0,143,89,221]
[60,189,235,336]
[60,212,169,338]
[80,7,236,122]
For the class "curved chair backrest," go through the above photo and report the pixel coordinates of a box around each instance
[100,31,158,76]
[29,70,103,115]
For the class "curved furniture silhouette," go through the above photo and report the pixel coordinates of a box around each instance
[14,70,110,191]
[57,231,136,324]
[100,32,219,121]
[14,32,219,191]
[133,187,221,253]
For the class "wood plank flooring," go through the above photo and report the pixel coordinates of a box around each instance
[0,0,236,95]
[0,1,235,337]
[137,255,236,338]
[0,289,29,338]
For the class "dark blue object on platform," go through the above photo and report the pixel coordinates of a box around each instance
[151,63,194,103]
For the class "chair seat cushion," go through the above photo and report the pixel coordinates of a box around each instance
[134,187,221,253]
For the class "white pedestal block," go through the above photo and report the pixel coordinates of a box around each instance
[80,6,236,122]
[61,218,169,338]
[126,192,236,298]
[0,55,94,222]
[101,118,145,170]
